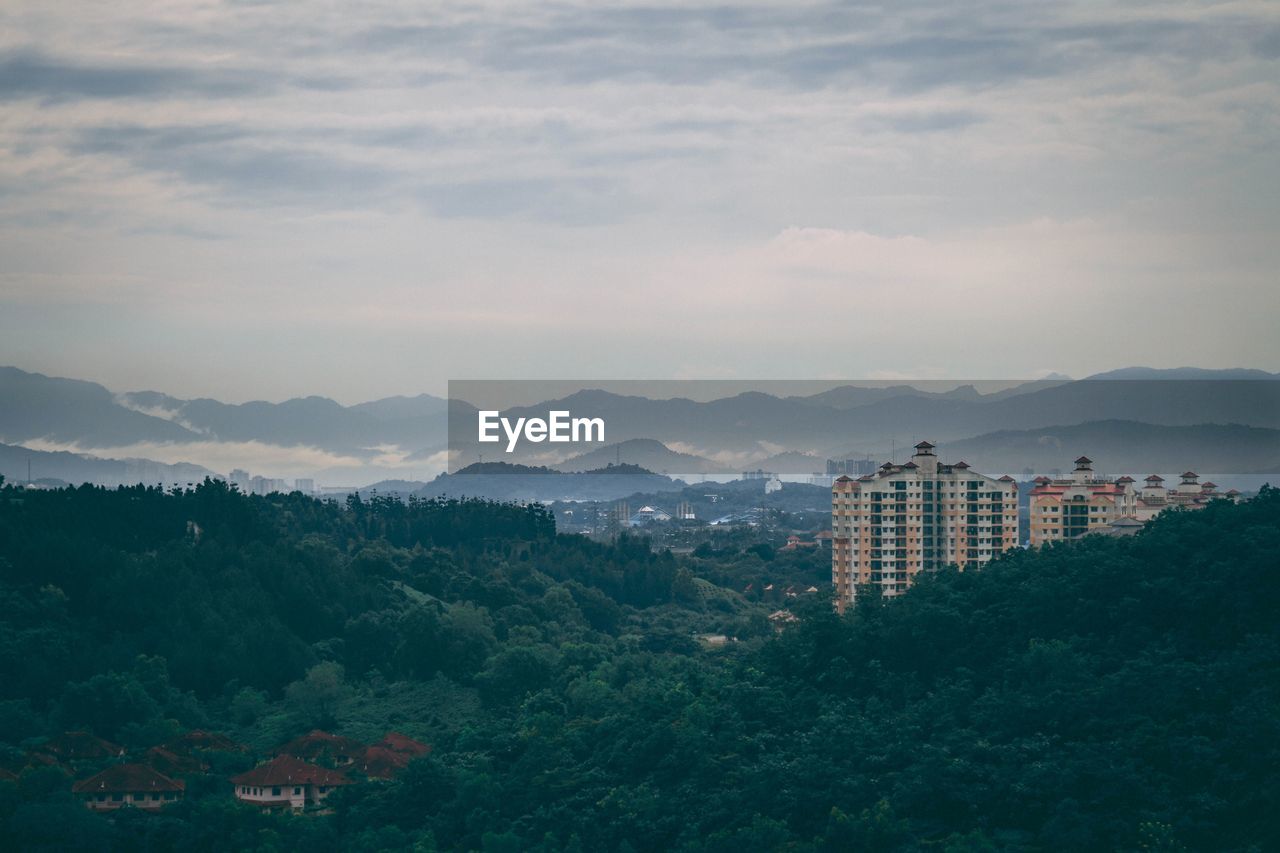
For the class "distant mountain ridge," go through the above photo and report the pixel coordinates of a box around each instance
[941,420,1280,476]
[4,365,1279,489]
[418,461,680,502]
[554,438,729,474]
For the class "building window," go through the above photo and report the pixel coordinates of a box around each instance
[272,786,282,797]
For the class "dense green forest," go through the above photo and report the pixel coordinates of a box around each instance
[0,477,1277,851]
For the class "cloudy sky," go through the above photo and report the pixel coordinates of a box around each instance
[1,0,1278,403]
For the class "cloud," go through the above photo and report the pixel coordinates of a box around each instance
[20,437,365,479]
[0,50,270,101]
[2,0,1279,398]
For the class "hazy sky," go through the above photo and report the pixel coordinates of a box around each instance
[2,0,1278,403]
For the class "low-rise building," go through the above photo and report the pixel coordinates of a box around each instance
[1029,457,1139,545]
[274,730,366,767]
[1032,461,1227,544]
[73,764,184,811]
[357,732,431,780]
[230,755,351,811]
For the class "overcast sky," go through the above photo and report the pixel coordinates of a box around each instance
[1,0,1278,403]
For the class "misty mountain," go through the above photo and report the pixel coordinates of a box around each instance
[449,372,1280,465]
[118,391,449,454]
[750,450,826,473]
[0,441,217,488]
[553,439,728,474]
[941,420,1280,476]
[1084,367,1280,381]
[0,367,198,446]
[7,365,1279,488]
[354,479,430,496]
[0,367,451,464]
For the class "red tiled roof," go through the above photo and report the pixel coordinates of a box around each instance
[359,747,415,780]
[73,763,184,794]
[231,755,352,788]
[37,732,123,761]
[1030,481,1127,498]
[274,730,366,763]
[375,732,431,757]
[145,746,207,776]
[165,730,247,754]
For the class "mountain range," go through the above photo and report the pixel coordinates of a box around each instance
[2,365,1277,492]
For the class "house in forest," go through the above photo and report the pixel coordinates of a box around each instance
[274,730,366,767]
[164,729,248,755]
[73,764,184,811]
[358,732,432,779]
[230,755,351,811]
[33,731,123,766]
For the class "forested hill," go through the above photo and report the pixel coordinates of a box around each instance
[0,479,1277,851]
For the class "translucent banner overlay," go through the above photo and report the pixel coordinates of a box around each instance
[446,379,1280,493]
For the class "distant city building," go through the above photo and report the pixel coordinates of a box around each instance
[1028,457,1138,545]
[781,534,819,551]
[831,441,1018,608]
[294,478,315,494]
[229,469,252,493]
[250,476,288,496]
[827,458,877,478]
[628,505,673,526]
[676,501,696,520]
[1030,460,1225,545]
[742,469,777,481]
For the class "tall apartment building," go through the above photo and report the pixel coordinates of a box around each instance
[1030,460,1226,545]
[831,441,1018,608]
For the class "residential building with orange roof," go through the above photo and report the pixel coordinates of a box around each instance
[1032,461,1225,544]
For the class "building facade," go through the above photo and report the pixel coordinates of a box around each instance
[831,441,1018,608]
[230,755,351,811]
[1028,457,1139,545]
[73,764,184,811]
[1031,461,1225,545]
